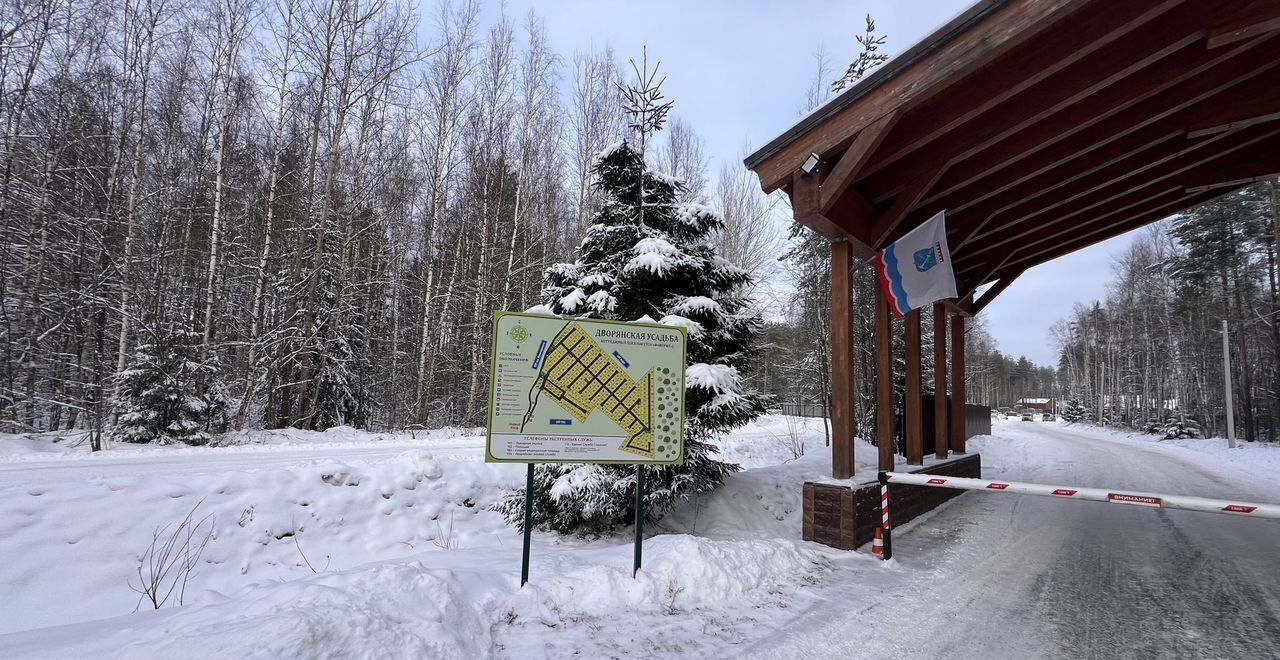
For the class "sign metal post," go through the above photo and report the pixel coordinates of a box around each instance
[634,466,646,576]
[521,464,534,586]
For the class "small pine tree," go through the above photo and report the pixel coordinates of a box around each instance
[499,55,770,535]
[115,326,230,445]
[832,14,890,94]
[1162,411,1201,440]
[309,276,372,430]
[1061,397,1089,423]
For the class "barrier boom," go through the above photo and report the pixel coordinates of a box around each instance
[883,472,1280,520]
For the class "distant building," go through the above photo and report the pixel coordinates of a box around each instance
[1016,398,1054,412]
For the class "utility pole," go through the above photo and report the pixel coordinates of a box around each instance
[1223,319,1236,449]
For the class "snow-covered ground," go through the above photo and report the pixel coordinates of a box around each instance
[0,415,865,658]
[1037,421,1280,491]
[3,416,1280,658]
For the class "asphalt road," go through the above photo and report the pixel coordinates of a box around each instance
[754,423,1280,660]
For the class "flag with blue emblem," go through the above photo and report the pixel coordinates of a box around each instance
[874,210,957,318]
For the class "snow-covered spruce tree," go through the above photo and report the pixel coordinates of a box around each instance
[308,262,372,430]
[499,64,770,534]
[1061,397,1088,424]
[502,140,770,535]
[115,327,230,445]
[1162,412,1201,440]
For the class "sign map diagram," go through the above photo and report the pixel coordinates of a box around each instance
[486,312,686,465]
[525,322,658,458]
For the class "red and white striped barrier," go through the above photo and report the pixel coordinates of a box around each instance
[883,472,1280,520]
[878,478,893,560]
[869,470,1280,561]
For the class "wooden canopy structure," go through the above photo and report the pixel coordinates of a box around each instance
[745,0,1280,479]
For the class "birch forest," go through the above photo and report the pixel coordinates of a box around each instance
[0,0,784,442]
[1053,182,1280,440]
[6,0,1274,447]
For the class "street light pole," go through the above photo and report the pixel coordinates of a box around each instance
[1222,319,1236,449]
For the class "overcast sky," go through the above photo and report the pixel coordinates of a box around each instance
[488,0,1138,366]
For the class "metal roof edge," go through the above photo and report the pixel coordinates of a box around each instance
[743,0,1009,172]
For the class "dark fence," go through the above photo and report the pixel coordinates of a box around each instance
[780,398,992,448]
[896,395,991,454]
[780,402,827,418]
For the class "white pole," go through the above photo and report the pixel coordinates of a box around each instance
[1223,319,1236,449]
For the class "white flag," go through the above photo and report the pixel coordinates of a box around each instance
[874,210,957,318]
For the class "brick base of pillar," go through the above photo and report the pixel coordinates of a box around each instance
[802,453,982,551]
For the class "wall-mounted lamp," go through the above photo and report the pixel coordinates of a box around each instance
[801,152,821,176]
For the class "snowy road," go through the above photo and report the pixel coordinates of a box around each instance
[754,422,1280,660]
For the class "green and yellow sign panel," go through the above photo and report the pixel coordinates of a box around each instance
[486,312,687,465]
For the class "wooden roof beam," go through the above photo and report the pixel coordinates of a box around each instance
[1187,110,1280,139]
[945,68,1280,248]
[856,0,1190,185]
[790,172,879,258]
[956,252,1014,301]
[996,188,1235,272]
[1186,172,1280,195]
[955,133,1280,272]
[964,186,1185,262]
[1178,146,1280,193]
[1207,0,1280,48]
[948,129,1183,250]
[939,298,973,318]
[869,167,947,250]
[858,1,1240,203]
[818,111,899,216]
[971,269,1026,316]
[958,130,1280,260]
[791,173,846,241]
[749,0,1084,193]
[924,34,1280,217]
[956,119,1280,250]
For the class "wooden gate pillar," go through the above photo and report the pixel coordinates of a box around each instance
[933,303,949,459]
[875,285,895,471]
[951,314,967,454]
[830,241,856,479]
[905,309,923,465]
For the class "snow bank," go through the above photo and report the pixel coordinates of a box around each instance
[515,536,825,621]
[0,425,482,462]
[0,415,868,658]
[113,561,509,660]
[0,441,522,635]
[1042,422,1280,499]
[3,533,831,660]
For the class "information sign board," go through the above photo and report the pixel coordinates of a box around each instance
[486,312,687,465]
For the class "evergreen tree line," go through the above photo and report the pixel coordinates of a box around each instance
[0,0,778,442]
[960,319,1058,410]
[1052,182,1280,440]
